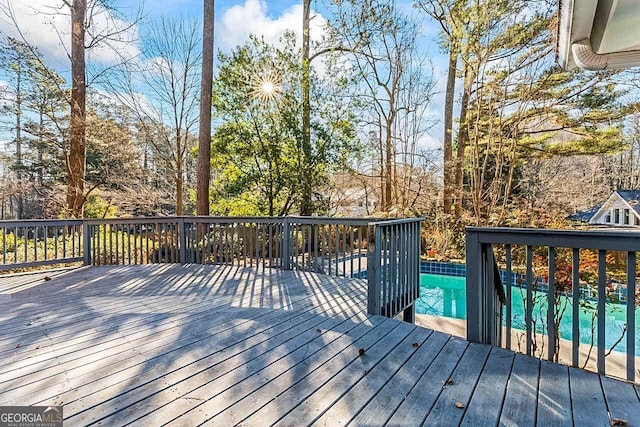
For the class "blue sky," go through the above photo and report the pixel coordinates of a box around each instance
[0,0,447,149]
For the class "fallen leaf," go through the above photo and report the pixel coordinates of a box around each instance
[43,276,51,281]
[412,342,419,348]
[611,418,627,426]
[358,348,366,357]
[454,402,464,409]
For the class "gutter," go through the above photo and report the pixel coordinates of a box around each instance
[572,38,640,70]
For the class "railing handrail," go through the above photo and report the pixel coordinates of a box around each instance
[0,219,84,227]
[370,217,425,226]
[1,215,423,227]
[468,226,640,250]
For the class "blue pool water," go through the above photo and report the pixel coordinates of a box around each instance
[416,273,640,356]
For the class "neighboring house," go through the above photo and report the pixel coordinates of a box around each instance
[331,187,377,217]
[568,190,640,227]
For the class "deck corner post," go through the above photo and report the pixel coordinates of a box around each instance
[466,229,483,343]
[367,223,381,315]
[283,217,291,270]
[179,217,187,264]
[82,221,91,266]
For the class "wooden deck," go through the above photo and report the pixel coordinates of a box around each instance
[0,265,638,426]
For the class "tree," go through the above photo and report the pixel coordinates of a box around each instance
[110,17,202,215]
[300,0,313,215]
[327,0,436,214]
[0,36,31,218]
[464,50,634,224]
[63,0,87,218]
[211,34,356,216]
[0,36,68,218]
[415,0,463,215]
[196,0,215,216]
[2,0,142,217]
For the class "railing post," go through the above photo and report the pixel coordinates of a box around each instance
[402,220,421,324]
[179,217,187,264]
[466,229,483,343]
[367,223,381,315]
[283,217,291,270]
[83,221,91,266]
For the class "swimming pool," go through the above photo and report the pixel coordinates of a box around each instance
[416,273,640,356]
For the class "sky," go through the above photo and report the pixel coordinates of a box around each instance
[0,0,447,149]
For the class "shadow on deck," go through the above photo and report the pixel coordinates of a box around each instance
[0,265,638,426]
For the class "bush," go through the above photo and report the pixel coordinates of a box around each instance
[84,194,117,219]
[0,229,16,252]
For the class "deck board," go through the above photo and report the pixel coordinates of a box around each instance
[569,367,611,426]
[385,336,468,426]
[0,264,634,426]
[310,326,433,426]
[422,341,492,425]
[499,353,540,426]
[601,375,640,424]
[537,360,572,426]
[349,330,450,426]
[460,346,515,425]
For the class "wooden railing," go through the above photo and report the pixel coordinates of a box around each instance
[367,218,422,323]
[0,219,84,271]
[0,216,423,321]
[466,227,639,382]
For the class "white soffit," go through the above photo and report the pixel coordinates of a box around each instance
[558,0,640,70]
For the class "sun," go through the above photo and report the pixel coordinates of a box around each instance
[250,69,281,102]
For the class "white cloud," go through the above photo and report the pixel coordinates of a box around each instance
[219,0,326,50]
[0,0,140,66]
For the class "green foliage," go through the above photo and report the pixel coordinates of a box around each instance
[84,194,117,219]
[210,33,358,216]
[0,230,16,252]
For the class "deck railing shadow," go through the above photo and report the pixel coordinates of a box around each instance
[0,264,374,423]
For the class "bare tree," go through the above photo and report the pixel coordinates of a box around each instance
[111,17,202,215]
[196,0,214,216]
[328,0,436,214]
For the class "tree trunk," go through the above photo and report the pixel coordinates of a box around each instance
[442,47,457,215]
[176,130,184,215]
[196,0,214,216]
[176,172,184,216]
[454,68,471,217]
[300,0,313,215]
[66,0,87,218]
[15,62,23,219]
[38,110,44,187]
[384,121,393,212]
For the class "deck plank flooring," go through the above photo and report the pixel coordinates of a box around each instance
[537,360,573,426]
[0,264,636,426]
[499,353,541,426]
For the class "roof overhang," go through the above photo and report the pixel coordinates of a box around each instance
[558,0,640,70]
